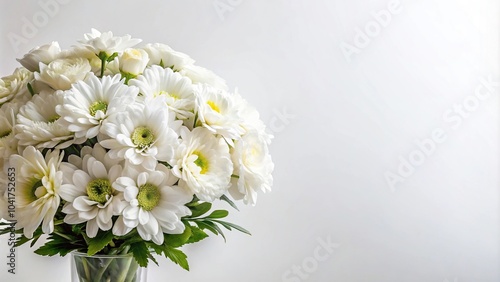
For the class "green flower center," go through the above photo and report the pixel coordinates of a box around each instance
[0,130,11,139]
[193,151,209,174]
[30,179,44,201]
[47,115,60,123]
[89,101,108,116]
[137,183,161,211]
[207,101,220,113]
[86,179,112,204]
[131,126,155,149]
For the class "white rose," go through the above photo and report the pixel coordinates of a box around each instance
[143,43,195,71]
[0,68,33,106]
[35,58,91,90]
[181,65,228,90]
[17,42,61,72]
[119,48,149,76]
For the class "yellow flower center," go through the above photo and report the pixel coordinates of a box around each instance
[86,179,112,204]
[156,90,179,100]
[137,183,161,211]
[193,151,209,174]
[131,126,155,149]
[207,101,220,113]
[89,101,108,116]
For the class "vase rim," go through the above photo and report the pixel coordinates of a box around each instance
[71,251,134,259]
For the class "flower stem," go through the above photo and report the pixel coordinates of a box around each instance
[94,257,114,282]
[116,257,133,282]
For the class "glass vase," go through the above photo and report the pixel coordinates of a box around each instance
[71,252,147,282]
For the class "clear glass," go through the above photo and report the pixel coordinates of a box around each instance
[71,252,147,282]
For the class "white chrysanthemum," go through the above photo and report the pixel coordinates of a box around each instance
[56,73,138,139]
[143,43,195,71]
[112,164,192,244]
[180,65,228,90]
[130,66,195,119]
[0,68,33,107]
[100,98,181,170]
[0,167,9,220]
[59,144,126,238]
[10,147,64,238]
[119,48,149,76]
[62,45,106,75]
[172,127,233,202]
[195,84,244,143]
[0,102,21,160]
[233,92,273,144]
[79,29,142,56]
[16,91,83,149]
[229,131,274,206]
[17,41,61,72]
[35,57,91,90]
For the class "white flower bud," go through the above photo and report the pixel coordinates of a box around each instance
[119,48,149,76]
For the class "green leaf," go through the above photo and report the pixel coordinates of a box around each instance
[164,225,192,248]
[213,220,252,236]
[220,194,239,211]
[71,224,84,236]
[27,82,35,96]
[130,241,149,268]
[29,229,44,248]
[35,243,64,256]
[205,210,229,219]
[188,202,212,218]
[87,230,114,256]
[16,235,32,247]
[34,235,74,257]
[186,226,209,244]
[106,52,118,62]
[195,221,218,236]
[163,246,189,271]
[196,221,226,241]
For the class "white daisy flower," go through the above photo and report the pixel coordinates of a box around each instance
[130,66,195,119]
[180,65,228,90]
[59,144,126,238]
[112,164,192,244]
[229,131,274,206]
[0,102,21,160]
[56,73,138,139]
[143,43,195,71]
[17,41,62,72]
[79,29,142,56]
[9,147,64,238]
[16,91,83,149]
[195,84,244,143]
[0,68,33,107]
[100,97,182,170]
[172,127,233,202]
[35,57,91,90]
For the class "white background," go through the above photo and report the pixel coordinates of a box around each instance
[0,0,499,281]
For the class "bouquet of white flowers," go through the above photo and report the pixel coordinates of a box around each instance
[0,29,273,280]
